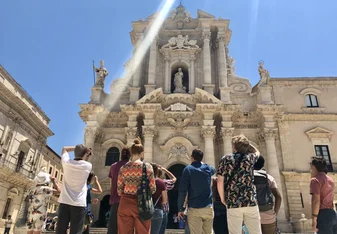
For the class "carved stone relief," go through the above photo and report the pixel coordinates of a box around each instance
[167,144,190,161]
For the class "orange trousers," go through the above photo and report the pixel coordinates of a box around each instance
[118,194,151,234]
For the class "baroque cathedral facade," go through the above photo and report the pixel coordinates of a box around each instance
[79,5,337,232]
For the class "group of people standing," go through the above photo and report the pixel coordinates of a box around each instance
[18,133,337,234]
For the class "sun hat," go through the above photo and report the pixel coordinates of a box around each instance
[34,171,51,185]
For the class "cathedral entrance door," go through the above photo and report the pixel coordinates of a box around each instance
[98,195,110,228]
[166,163,186,229]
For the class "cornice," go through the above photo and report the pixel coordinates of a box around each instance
[284,113,337,121]
[271,77,337,87]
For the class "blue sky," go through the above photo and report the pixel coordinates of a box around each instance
[1,0,337,155]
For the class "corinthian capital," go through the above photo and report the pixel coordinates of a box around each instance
[221,128,234,138]
[202,31,211,40]
[201,126,216,138]
[257,129,277,142]
[94,131,105,144]
[125,127,137,138]
[84,127,96,139]
[217,34,226,43]
[142,126,157,138]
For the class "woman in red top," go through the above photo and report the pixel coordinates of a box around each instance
[117,138,156,234]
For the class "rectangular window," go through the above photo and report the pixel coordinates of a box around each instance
[55,171,58,178]
[315,145,333,172]
[49,167,52,174]
[305,94,319,108]
[60,174,63,182]
[2,198,11,219]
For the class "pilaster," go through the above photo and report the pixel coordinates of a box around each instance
[221,127,234,155]
[125,127,137,147]
[201,126,216,167]
[202,29,214,94]
[142,126,156,162]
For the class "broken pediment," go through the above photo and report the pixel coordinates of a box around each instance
[197,9,215,19]
[305,127,333,141]
[136,88,165,104]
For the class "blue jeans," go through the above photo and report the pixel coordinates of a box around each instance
[151,209,164,234]
[317,209,337,234]
[158,212,168,234]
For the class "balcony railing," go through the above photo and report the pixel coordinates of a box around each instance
[0,156,35,179]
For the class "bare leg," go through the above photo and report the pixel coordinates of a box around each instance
[33,231,42,234]
[27,231,34,234]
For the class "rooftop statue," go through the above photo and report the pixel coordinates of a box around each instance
[257,61,271,86]
[93,60,109,89]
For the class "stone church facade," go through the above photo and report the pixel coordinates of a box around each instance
[80,5,337,232]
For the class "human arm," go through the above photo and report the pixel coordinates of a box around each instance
[249,144,260,157]
[61,146,75,163]
[161,190,168,205]
[271,188,282,214]
[177,168,190,212]
[50,177,61,193]
[183,194,188,208]
[91,176,103,194]
[216,157,227,205]
[310,178,321,232]
[160,166,177,183]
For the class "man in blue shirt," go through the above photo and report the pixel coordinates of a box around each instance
[177,149,215,234]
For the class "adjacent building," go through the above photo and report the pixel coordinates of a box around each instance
[78,4,337,233]
[0,65,60,233]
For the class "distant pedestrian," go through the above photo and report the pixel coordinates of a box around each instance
[310,157,337,234]
[83,172,102,234]
[117,138,156,234]
[254,156,282,234]
[217,134,262,234]
[4,215,12,234]
[56,145,92,234]
[107,148,131,234]
[178,149,215,234]
[150,163,168,234]
[157,166,176,234]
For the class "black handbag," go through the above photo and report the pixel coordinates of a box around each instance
[137,162,154,221]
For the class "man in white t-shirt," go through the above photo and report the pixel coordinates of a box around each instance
[254,156,282,234]
[56,145,92,234]
[4,215,12,234]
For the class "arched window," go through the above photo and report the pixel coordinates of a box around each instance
[105,147,120,166]
[305,94,319,108]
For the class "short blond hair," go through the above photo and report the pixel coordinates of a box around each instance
[231,134,251,154]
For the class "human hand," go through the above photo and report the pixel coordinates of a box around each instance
[50,177,55,183]
[94,176,98,183]
[92,198,99,204]
[312,218,318,232]
[177,212,185,222]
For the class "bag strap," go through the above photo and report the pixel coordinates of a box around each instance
[154,195,162,206]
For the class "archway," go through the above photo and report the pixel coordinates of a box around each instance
[166,164,186,229]
[98,195,110,227]
[171,63,189,93]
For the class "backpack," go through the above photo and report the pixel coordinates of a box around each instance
[137,162,154,221]
[254,170,274,212]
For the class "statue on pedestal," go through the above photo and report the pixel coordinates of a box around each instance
[93,60,109,88]
[257,61,270,86]
[173,68,186,93]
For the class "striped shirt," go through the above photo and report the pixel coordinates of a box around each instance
[164,179,175,191]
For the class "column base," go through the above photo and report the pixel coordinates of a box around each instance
[257,85,274,104]
[129,87,140,102]
[145,84,156,94]
[89,86,105,104]
[219,87,232,104]
[203,84,215,95]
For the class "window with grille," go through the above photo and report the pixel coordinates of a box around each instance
[105,147,120,166]
[305,94,319,107]
[314,145,333,172]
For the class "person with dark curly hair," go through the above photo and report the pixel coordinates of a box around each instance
[107,148,131,234]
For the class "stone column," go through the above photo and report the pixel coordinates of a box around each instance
[125,127,138,147]
[221,128,234,155]
[202,29,214,94]
[142,126,156,162]
[217,34,228,88]
[201,126,216,167]
[261,129,287,223]
[189,56,195,93]
[146,37,158,94]
[164,56,170,93]
[130,34,144,101]
[0,125,9,144]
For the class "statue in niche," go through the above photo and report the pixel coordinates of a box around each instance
[93,60,109,88]
[257,61,271,86]
[173,68,186,93]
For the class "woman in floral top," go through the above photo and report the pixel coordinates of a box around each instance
[117,138,156,234]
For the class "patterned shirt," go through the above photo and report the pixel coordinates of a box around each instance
[27,185,53,218]
[217,152,259,209]
[163,179,175,191]
[117,161,156,196]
